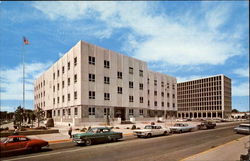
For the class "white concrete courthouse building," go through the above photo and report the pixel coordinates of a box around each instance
[34,41,177,125]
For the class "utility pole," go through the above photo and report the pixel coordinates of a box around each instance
[22,37,29,109]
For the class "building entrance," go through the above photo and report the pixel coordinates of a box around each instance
[114,107,126,121]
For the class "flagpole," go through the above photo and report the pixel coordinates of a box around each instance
[23,41,25,109]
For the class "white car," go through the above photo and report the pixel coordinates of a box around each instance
[169,123,195,133]
[133,125,170,138]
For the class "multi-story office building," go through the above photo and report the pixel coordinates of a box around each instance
[177,75,232,119]
[34,41,177,125]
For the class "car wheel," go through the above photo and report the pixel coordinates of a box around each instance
[163,131,168,136]
[32,146,41,152]
[112,138,118,142]
[179,130,182,134]
[147,133,152,138]
[85,139,92,146]
[137,135,142,138]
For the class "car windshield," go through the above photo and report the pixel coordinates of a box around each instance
[87,128,99,133]
[144,125,152,129]
[174,124,182,127]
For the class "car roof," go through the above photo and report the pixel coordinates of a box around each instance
[239,124,250,126]
[92,127,110,129]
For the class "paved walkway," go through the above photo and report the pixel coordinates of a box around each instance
[182,135,250,161]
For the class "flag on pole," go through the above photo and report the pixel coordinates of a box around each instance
[23,36,29,45]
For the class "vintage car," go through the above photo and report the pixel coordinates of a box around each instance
[170,123,195,133]
[72,127,123,145]
[197,121,216,130]
[0,135,49,156]
[133,125,170,138]
[234,124,250,134]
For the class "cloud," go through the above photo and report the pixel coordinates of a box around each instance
[232,82,249,96]
[31,1,246,67]
[233,67,249,77]
[0,62,52,100]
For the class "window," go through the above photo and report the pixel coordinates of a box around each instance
[53,86,55,92]
[53,73,55,80]
[61,81,64,88]
[104,77,110,84]
[63,109,65,116]
[74,107,78,115]
[154,80,157,86]
[173,103,175,108]
[68,109,71,116]
[62,95,65,102]
[154,101,157,107]
[89,74,95,82]
[167,102,170,107]
[104,108,110,115]
[68,62,70,70]
[172,84,175,89]
[104,93,110,100]
[167,93,170,98]
[139,83,143,90]
[140,97,143,103]
[74,91,77,100]
[148,90,150,95]
[148,100,150,106]
[117,72,122,79]
[57,70,59,77]
[53,98,55,105]
[74,57,77,66]
[53,110,56,116]
[89,56,95,65]
[147,78,149,84]
[57,97,59,103]
[161,82,164,87]
[57,83,59,91]
[118,87,122,94]
[68,93,70,101]
[161,92,164,97]
[129,96,134,102]
[62,66,65,74]
[129,109,134,115]
[173,94,175,99]
[129,67,133,74]
[139,70,143,77]
[129,81,133,88]
[58,110,60,116]
[167,83,169,88]
[89,91,95,99]
[89,107,95,115]
[68,78,70,86]
[162,102,164,107]
[74,74,77,83]
[104,60,110,68]
[154,91,157,96]
[139,109,143,115]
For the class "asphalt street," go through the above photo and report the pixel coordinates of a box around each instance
[1,123,247,161]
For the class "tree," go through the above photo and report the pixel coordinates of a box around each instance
[232,109,239,113]
[14,106,25,127]
[36,106,45,127]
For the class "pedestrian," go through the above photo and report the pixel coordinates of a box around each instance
[13,126,19,135]
[68,124,72,138]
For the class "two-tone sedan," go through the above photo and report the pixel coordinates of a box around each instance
[133,125,170,138]
[72,127,123,146]
[234,124,250,134]
[169,123,195,133]
[0,135,49,156]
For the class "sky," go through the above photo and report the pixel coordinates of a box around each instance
[0,1,249,112]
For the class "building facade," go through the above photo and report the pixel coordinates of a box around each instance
[177,75,232,119]
[34,41,177,125]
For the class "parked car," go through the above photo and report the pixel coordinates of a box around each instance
[0,135,49,156]
[133,125,170,138]
[72,127,122,145]
[234,124,250,134]
[170,123,195,133]
[197,121,216,130]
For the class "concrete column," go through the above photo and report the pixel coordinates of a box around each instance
[210,112,212,118]
[206,112,208,118]
[216,112,218,118]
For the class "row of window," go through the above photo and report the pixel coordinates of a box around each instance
[35,80,45,91]
[54,107,78,116]
[178,76,222,87]
[53,57,78,80]
[53,92,78,104]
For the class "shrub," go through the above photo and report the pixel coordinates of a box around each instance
[126,127,130,129]
[131,125,136,130]
[115,127,120,129]
[80,128,87,132]
[75,128,80,130]
[136,127,141,129]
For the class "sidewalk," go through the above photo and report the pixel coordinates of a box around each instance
[182,135,250,161]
